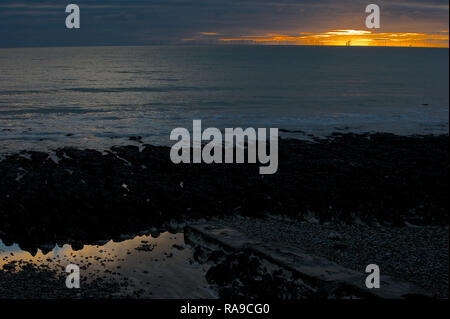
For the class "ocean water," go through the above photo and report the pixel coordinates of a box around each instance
[0,45,448,153]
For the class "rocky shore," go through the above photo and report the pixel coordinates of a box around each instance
[217,215,449,298]
[0,261,123,299]
[0,133,448,254]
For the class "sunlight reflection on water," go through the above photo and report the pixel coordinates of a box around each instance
[0,232,216,298]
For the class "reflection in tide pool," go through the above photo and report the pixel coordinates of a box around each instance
[0,232,216,298]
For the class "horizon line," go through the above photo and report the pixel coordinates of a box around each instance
[1,43,449,50]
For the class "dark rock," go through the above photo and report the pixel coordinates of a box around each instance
[0,134,447,253]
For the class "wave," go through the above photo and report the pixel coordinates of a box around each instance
[64,86,240,93]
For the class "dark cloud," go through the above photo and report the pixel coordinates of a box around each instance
[0,0,448,47]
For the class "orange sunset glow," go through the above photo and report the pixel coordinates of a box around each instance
[219,30,449,48]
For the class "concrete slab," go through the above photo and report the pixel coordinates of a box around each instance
[185,222,431,299]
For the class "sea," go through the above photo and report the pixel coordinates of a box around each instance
[0,45,448,153]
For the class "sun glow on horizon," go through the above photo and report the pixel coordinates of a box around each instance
[218,29,449,48]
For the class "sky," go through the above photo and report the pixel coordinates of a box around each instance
[0,0,448,48]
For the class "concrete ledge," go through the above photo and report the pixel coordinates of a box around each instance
[185,222,430,299]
